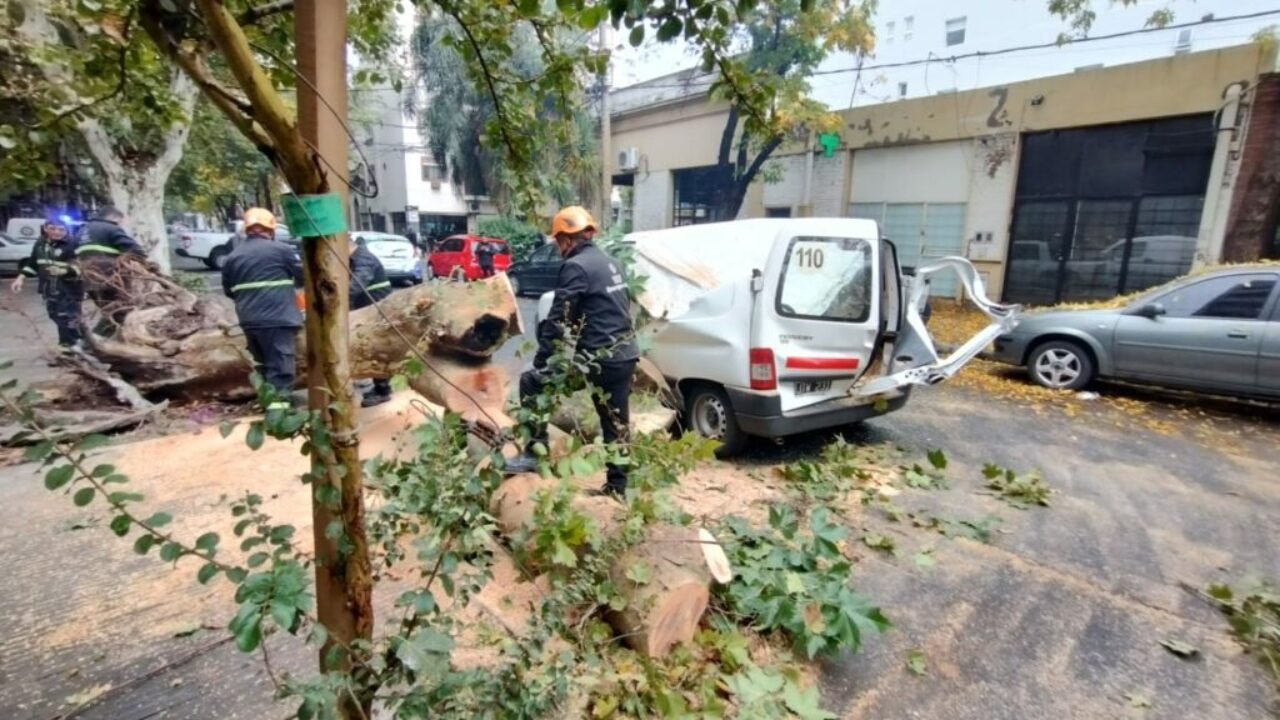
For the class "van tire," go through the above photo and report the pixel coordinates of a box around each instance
[684,384,747,458]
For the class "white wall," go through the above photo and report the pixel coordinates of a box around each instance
[762,152,849,216]
[633,170,672,231]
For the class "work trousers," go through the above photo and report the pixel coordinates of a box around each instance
[519,358,637,492]
[43,281,84,347]
[244,326,298,395]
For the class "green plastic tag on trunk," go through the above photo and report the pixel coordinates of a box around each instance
[281,193,348,237]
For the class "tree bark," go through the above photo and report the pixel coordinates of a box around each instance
[489,473,725,658]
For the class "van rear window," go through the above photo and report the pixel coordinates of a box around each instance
[776,236,873,323]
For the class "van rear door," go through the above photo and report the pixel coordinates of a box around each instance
[754,224,882,413]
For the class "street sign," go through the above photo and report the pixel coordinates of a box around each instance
[818,132,841,158]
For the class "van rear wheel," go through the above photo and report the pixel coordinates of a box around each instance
[684,384,747,458]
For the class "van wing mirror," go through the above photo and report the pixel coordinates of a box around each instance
[854,257,1019,397]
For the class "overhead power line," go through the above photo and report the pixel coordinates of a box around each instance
[617,8,1280,91]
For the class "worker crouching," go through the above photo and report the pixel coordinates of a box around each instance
[222,208,304,408]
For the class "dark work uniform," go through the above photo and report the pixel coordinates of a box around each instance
[221,233,304,397]
[20,233,83,347]
[476,242,495,278]
[76,218,145,327]
[520,240,639,492]
[349,244,393,399]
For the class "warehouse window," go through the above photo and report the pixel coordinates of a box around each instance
[672,165,732,226]
[946,17,966,46]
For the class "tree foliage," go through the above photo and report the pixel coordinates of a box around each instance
[1046,0,1177,38]
[166,98,280,222]
[694,0,876,219]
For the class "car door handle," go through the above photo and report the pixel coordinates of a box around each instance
[1227,330,1250,339]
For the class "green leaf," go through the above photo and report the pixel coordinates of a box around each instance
[625,560,653,585]
[656,16,683,41]
[73,487,95,507]
[226,568,248,584]
[159,542,184,562]
[145,512,172,528]
[219,420,237,439]
[247,552,270,568]
[550,539,577,568]
[45,465,75,490]
[134,535,157,555]
[912,548,936,568]
[396,629,454,675]
[1207,583,1233,601]
[628,25,644,47]
[24,440,54,462]
[245,423,265,451]
[75,434,110,452]
[982,462,1002,479]
[197,563,220,585]
[270,599,297,632]
[234,615,263,653]
[195,532,220,552]
[91,464,116,478]
[905,648,928,676]
[927,448,947,470]
[783,680,835,720]
[110,515,131,537]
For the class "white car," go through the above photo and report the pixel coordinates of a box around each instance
[351,232,422,286]
[538,218,1016,456]
[0,232,35,276]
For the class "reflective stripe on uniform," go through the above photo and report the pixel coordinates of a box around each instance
[21,267,37,277]
[231,279,295,293]
[365,281,391,292]
[36,259,73,267]
[75,244,121,255]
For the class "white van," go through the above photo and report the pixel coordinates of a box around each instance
[541,218,1016,454]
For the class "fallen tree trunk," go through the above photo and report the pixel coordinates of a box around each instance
[78,260,521,405]
[489,473,726,658]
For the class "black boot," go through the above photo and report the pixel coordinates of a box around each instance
[503,450,540,474]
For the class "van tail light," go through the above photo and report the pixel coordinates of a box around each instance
[749,348,776,390]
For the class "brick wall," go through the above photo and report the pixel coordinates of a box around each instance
[1223,72,1280,262]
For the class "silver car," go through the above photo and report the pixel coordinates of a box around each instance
[991,267,1280,398]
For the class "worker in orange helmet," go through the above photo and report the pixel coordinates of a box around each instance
[221,208,303,408]
[505,206,639,497]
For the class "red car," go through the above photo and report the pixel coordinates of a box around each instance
[428,235,511,281]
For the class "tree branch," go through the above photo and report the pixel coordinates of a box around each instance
[237,0,294,26]
[439,5,525,169]
[717,106,738,168]
[738,134,784,191]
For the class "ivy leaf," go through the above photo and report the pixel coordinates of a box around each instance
[45,465,75,490]
[550,539,577,568]
[625,560,653,585]
[395,629,453,676]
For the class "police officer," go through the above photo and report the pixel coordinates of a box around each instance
[349,238,394,407]
[505,206,639,496]
[10,218,83,349]
[221,208,303,404]
[76,206,145,328]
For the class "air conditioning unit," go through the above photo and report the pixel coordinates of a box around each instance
[618,147,640,172]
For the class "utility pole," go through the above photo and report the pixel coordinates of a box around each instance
[295,0,374,716]
[598,23,612,226]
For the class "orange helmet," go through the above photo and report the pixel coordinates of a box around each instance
[244,207,277,234]
[550,206,597,238]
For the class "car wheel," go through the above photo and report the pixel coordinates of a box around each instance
[209,245,230,271]
[509,275,522,296]
[1028,340,1095,391]
[684,384,748,458]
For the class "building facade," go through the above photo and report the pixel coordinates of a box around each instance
[611,41,1280,304]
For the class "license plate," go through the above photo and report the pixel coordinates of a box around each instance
[793,379,832,396]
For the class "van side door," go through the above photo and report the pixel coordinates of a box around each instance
[755,230,881,413]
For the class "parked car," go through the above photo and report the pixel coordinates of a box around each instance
[535,218,1014,455]
[507,242,562,296]
[428,235,511,281]
[991,266,1280,398]
[0,232,34,276]
[175,227,236,269]
[351,231,421,286]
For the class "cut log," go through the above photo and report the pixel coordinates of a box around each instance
[489,473,725,658]
[76,267,521,406]
[407,355,513,429]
